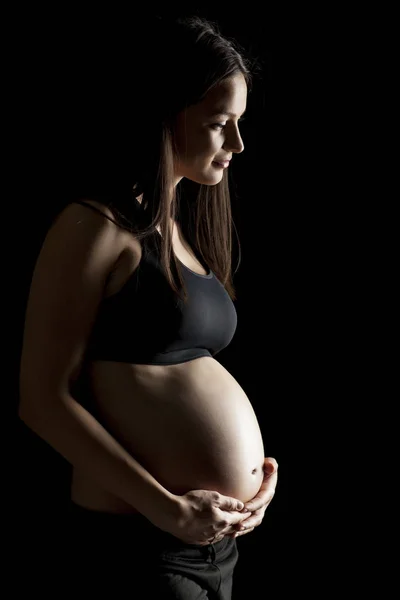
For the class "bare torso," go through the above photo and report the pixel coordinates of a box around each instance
[71,200,265,513]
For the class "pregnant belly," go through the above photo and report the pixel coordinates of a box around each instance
[71,356,265,513]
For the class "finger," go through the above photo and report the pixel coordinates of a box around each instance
[237,527,255,537]
[242,471,277,512]
[234,509,264,529]
[219,495,246,512]
[231,527,255,539]
[224,515,253,535]
[237,517,262,531]
[227,509,263,534]
[264,457,278,475]
[216,508,252,530]
[228,510,252,525]
[243,488,275,513]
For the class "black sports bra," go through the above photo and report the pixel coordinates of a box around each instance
[74,199,237,366]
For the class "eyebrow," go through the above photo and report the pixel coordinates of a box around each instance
[209,109,247,118]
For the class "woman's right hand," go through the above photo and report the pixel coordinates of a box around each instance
[161,489,252,546]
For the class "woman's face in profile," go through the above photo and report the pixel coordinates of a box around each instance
[172,72,247,186]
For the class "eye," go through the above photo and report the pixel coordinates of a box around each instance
[210,117,246,131]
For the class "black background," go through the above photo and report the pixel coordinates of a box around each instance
[11,9,295,597]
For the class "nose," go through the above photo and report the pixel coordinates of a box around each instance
[223,129,245,154]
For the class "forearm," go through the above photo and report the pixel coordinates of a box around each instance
[19,394,178,524]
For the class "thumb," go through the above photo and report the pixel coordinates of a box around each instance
[264,457,278,475]
[220,496,245,511]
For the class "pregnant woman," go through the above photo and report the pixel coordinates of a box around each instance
[18,15,277,599]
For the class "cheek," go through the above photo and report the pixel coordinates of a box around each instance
[190,132,220,162]
[176,136,226,184]
[174,126,221,170]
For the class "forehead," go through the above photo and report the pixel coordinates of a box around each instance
[191,74,248,116]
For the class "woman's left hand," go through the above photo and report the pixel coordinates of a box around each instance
[227,457,278,539]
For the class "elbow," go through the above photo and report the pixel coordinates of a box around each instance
[18,383,32,423]
[18,393,40,426]
[18,383,60,427]
[18,367,73,427]
[18,376,38,424]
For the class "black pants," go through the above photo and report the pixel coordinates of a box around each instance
[65,502,239,599]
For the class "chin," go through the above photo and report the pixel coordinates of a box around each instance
[185,172,222,186]
[202,176,223,186]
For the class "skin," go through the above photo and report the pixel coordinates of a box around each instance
[172,72,247,187]
[139,73,278,537]
[138,71,247,232]
[228,457,278,539]
[173,76,278,537]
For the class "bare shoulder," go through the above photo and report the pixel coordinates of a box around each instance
[18,198,140,416]
[57,199,143,297]
[53,198,124,233]
[54,197,141,254]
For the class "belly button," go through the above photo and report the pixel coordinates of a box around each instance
[251,468,257,475]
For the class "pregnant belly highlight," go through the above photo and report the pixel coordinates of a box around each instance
[72,357,265,511]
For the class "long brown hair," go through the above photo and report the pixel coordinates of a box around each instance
[62,15,260,303]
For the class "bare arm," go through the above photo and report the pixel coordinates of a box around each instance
[18,201,179,527]
[20,393,178,525]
